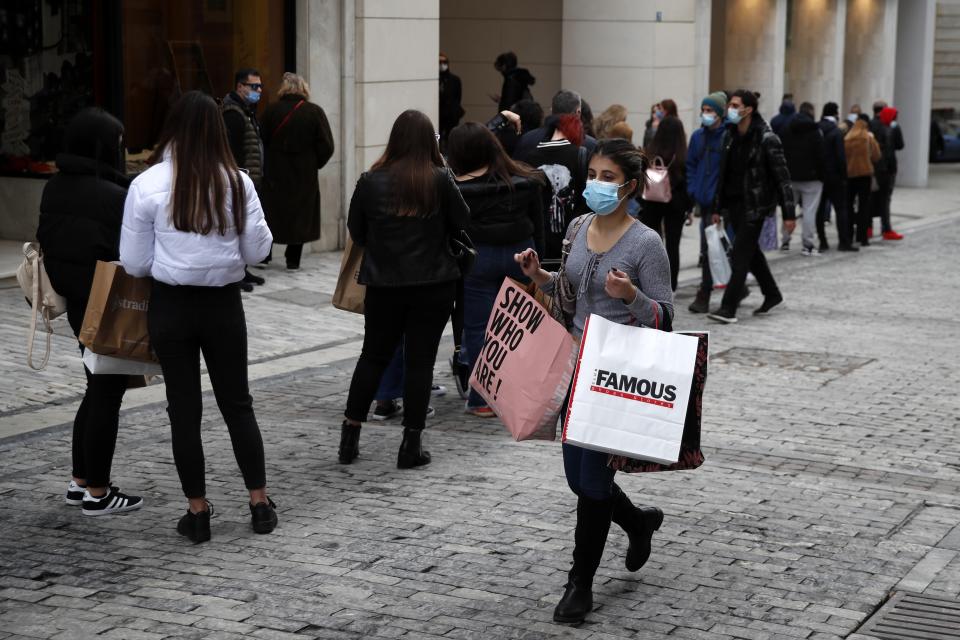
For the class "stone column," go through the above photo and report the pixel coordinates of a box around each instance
[561,1,702,136]
[894,0,936,187]
[843,0,899,111]
[785,0,846,111]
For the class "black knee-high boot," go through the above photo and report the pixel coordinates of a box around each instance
[553,495,614,624]
[610,483,663,572]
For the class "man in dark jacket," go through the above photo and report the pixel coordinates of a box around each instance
[869,103,905,240]
[438,53,464,146]
[707,90,796,324]
[781,102,824,255]
[770,94,796,136]
[494,51,536,113]
[512,90,597,160]
[817,102,856,251]
[223,68,266,288]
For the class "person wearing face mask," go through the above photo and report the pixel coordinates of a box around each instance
[642,99,678,150]
[840,104,862,135]
[687,91,730,313]
[223,68,268,291]
[515,139,674,625]
[438,53,464,147]
[707,90,796,324]
[817,102,855,252]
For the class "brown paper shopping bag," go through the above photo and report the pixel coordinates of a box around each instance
[79,261,157,363]
[331,235,365,314]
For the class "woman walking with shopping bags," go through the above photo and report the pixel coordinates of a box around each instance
[37,108,143,516]
[516,139,674,624]
[446,122,545,417]
[120,91,277,543]
[339,109,469,468]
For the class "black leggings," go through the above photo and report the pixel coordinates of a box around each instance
[148,281,267,499]
[639,200,685,291]
[345,282,456,430]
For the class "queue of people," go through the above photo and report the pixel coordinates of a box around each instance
[35,59,907,627]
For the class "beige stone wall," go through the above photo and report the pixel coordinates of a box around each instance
[439,0,562,125]
[785,0,846,111]
[561,0,704,139]
[843,0,898,110]
[933,0,960,110]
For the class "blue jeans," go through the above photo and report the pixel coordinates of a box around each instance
[374,345,404,402]
[460,239,534,409]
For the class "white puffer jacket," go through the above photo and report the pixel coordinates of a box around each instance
[120,158,272,286]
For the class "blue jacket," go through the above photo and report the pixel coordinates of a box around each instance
[686,124,726,210]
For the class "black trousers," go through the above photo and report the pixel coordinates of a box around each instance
[285,243,303,268]
[148,281,267,499]
[720,209,781,313]
[66,303,128,487]
[847,176,872,244]
[870,174,895,232]
[345,282,456,430]
[639,200,685,291]
[818,179,850,247]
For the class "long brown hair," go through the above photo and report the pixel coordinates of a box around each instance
[445,122,543,189]
[371,110,444,217]
[148,91,246,235]
[646,115,687,182]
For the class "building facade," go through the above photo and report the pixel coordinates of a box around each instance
[0,0,942,251]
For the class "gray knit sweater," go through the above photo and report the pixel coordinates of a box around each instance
[541,215,674,339]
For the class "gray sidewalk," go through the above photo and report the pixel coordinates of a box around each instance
[1,167,960,639]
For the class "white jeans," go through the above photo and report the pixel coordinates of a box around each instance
[782,181,823,249]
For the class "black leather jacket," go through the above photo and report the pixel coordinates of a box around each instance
[456,173,545,255]
[347,167,469,287]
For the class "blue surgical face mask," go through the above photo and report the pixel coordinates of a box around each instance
[701,112,717,127]
[245,91,261,105]
[727,106,742,124]
[583,179,628,216]
[847,113,858,124]
[655,110,665,120]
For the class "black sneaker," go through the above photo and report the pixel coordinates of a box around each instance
[65,480,86,506]
[706,308,738,324]
[780,241,790,252]
[81,487,143,516]
[177,502,213,543]
[819,240,830,252]
[837,244,859,252]
[431,384,447,397]
[688,289,710,314]
[240,281,254,293]
[753,293,784,316]
[250,498,278,534]
[371,399,402,421]
[243,269,265,286]
[449,354,469,399]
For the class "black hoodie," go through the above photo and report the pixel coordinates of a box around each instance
[37,108,131,336]
[498,67,536,112]
[781,111,825,182]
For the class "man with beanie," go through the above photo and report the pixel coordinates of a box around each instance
[817,102,856,251]
[687,90,731,313]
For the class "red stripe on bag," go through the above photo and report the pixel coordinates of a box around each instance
[588,385,674,409]
[562,315,592,443]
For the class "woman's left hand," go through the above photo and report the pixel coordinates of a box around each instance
[605,268,637,304]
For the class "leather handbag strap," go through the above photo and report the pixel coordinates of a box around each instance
[272,99,306,138]
[25,253,53,371]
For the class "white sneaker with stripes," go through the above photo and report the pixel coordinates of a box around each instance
[81,487,143,516]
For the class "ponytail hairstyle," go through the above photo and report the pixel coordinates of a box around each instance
[591,138,649,198]
[149,91,246,236]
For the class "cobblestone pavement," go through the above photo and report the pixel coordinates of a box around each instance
[1,217,960,639]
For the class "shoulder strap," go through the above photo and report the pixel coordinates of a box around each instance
[272,99,306,137]
[25,253,52,371]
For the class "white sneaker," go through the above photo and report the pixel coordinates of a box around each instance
[431,384,447,397]
[800,246,821,257]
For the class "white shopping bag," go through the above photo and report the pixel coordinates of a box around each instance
[562,314,699,465]
[82,350,163,376]
[705,223,731,288]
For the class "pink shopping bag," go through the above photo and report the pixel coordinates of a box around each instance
[469,278,577,441]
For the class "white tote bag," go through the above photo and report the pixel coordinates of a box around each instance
[16,242,68,370]
[82,350,163,376]
[704,223,732,288]
[562,314,699,465]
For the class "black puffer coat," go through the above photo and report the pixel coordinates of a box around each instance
[456,173,545,255]
[37,109,131,337]
[782,111,825,182]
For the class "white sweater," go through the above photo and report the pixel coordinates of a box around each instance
[120,159,273,287]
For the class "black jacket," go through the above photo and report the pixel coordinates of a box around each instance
[456,174,545,255]
[38,154,131,336]
[714,116,796,223]
[782,112,825,182]
[498,68,535,112]
[513,125,597,161]
[818,118,847,184]
[347,168,469,287]
[439,71,464,133]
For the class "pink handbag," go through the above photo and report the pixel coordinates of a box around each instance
[642,156,673,203]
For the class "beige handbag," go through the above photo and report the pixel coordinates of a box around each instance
[331,235,366,314]
[16,242,67,370]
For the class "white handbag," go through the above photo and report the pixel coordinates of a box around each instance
[16,242,68,370]
[642,156,673,203]
[704,224,732,288]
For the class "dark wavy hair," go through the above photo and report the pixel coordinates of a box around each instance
[446,122,542,189]
[591,138,648,198]
[371,110,445,217]
[149,91,246,236]
[646,116,687,183]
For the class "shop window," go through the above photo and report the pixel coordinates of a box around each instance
[0,0,290,178]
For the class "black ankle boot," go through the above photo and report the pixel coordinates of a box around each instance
[338,421,360,464]
[397,428,431,469]
[553,495,613,624]
[611,483,663,572]
[177,503,212,544]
